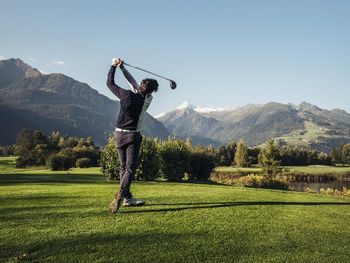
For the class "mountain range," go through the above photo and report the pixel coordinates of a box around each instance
[1,58,349,152]
[156,101,350,152]
[0,58,169,146]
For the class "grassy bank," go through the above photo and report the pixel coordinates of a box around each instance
[1,161,350,262]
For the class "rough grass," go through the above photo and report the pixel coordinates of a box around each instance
[1,158,350,262]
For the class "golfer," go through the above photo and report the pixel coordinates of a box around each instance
[107,58,158,213]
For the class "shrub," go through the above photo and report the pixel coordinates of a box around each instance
[100,137,120,181]
[59,148,76,167]
[73,146,100,166]
[136,137,161,181]
[188,147,216,180]
[158,138,190,181]
[236,174,289,190]
[15,152,37,168]
[47,153,73,171]
[76,157,92,168]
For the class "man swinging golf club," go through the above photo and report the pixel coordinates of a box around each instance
[107,58,158,213]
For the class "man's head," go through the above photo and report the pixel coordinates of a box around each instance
[139,78,158,95]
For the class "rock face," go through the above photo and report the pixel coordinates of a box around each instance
[0,58,169,146]
[157,101,350,152]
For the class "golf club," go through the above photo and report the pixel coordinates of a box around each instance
[123,62,177,90]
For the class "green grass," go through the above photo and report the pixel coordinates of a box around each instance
[1,158,350,262]
[215,165,350,175]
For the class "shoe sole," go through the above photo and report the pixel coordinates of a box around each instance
[108,191,123,214]
[123,202,146,207]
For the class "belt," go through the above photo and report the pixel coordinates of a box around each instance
[115,128,139,133]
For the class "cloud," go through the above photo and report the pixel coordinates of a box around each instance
[0,55,6,60]
[50,60,65,66]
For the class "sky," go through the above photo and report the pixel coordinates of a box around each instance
[1,0,350,116]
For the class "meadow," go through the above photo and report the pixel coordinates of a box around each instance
[1,157,350,262]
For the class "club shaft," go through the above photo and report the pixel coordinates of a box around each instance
[124,63,173,82]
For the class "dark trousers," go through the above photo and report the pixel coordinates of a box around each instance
[115,131,142,199]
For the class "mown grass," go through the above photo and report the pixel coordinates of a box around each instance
[1,158,350,262]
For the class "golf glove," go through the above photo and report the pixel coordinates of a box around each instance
[111,58,119,66]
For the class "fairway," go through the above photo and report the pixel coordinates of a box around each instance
[1,169,350,262]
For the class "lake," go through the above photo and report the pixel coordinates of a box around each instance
[290,181,350,192]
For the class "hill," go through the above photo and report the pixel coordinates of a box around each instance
[0,58,169,146]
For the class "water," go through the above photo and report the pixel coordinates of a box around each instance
[290,181,350,193]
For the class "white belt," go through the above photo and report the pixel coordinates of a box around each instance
[115,128,139,133]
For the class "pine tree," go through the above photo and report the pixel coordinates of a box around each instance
[258,139,281,178]
[234,139,248,167]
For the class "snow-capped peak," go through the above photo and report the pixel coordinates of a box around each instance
[176,101,194,110]
[195,106,235,113]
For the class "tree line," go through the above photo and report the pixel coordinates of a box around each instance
[2,129,350,176]
[11,129,100,170]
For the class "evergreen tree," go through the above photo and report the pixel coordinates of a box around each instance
[234,139,248,167]
[341,144,350,165]
[258,139,281,178]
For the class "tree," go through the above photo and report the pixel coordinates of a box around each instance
[331,147,339,165]
[188,146,216,180]
[258,139,281,178]
[234,139,248,167]
[158,138,190,181]
[226,142,237,166]
[341,144,350,165]
[100,137,120,181]
[15,129,49,167]
[136,137,161,181]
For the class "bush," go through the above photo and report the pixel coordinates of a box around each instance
[73,146,100,166]
[100,137,120,181]
[158,138,190,181]
[236,174,289,190]
[188,147,216,180]
[47,153,73,171]
[15,152,37,168]
[136,137,161,181]
[76,158,92,168]
[59,148,76,167]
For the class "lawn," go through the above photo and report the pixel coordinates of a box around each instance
[1,159,350,262]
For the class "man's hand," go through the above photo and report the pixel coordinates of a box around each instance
[111,58,124,67]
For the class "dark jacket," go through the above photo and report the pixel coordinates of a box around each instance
[106,65,145,131]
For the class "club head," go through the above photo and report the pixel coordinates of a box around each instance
[170,80,177,90]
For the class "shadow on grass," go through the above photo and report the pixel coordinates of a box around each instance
[1,232,207,262]
[0,173,106,184]
[121,201,350,214]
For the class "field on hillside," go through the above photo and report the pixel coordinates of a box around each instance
[1,157,350,262]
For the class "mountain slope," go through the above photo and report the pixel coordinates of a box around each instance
[0,58,169,146]
[157,101,350,151]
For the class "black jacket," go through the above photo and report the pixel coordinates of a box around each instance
[106,65,145,131]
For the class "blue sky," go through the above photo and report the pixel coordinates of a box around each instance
[1,0,349,115]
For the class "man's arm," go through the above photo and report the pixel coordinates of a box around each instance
[106,61,129,99]
[120,65,139,93]
[141,95,153,114]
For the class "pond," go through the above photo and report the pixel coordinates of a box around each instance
[290,181,350,193]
